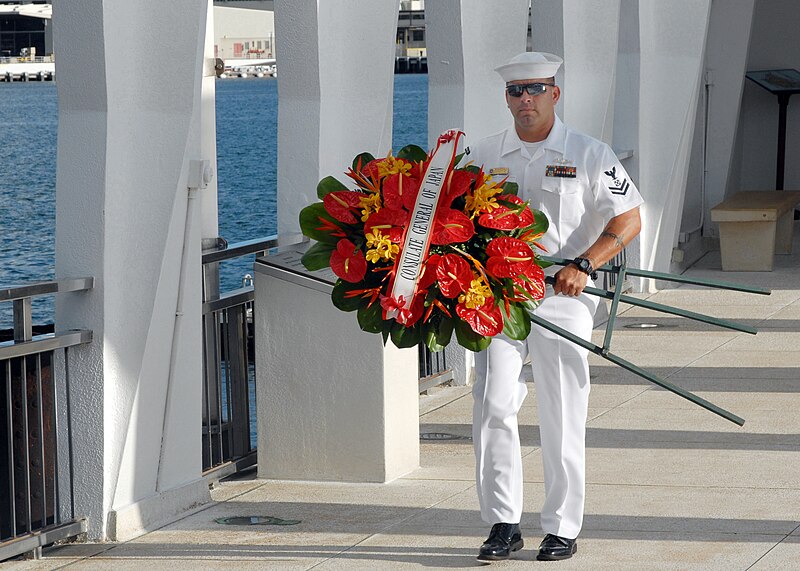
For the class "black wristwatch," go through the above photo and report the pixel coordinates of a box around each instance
[570,257,595,278]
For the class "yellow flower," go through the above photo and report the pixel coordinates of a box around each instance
[466,174,503,218]
[366,249,384,263]
[359,191,382,222]
[377,155,412,178]
[458,277,493,309]
[365,229,400,262]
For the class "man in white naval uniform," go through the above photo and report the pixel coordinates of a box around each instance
[467,52,643,562]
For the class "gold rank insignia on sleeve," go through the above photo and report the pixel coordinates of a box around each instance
[546,165,577,178]
[489,167,509,176]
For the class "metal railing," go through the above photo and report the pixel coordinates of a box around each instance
[201,235,289,479]
[418,345,451,393]
[0,278,93,562]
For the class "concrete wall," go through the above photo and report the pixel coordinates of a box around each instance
[676,0,755,268]
[731,0,800,196]
[53,0,213,541]
[676,0,799,267]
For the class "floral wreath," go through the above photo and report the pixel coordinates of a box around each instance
[299,130,550,352]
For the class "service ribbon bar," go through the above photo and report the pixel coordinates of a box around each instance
[387,129,462,322]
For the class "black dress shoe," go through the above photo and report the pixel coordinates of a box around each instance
[477,522,524,562]
[536,533,577,561]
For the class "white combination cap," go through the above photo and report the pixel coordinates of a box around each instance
[494,51,563,83]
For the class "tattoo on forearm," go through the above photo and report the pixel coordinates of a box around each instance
[601,231,625,249]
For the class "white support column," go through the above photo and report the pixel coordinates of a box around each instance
[702,0,755,238]
[200,0,220,246]
[637,0,712,274]
[562,0,620,142]
[426,0,529,148]
[274,0,399,236]
[53,0,211,540]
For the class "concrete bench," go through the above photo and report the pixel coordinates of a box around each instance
[710,190,800,271]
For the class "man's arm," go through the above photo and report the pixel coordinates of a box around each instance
[553,206,642,297]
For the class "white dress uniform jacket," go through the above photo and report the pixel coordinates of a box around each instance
[466,116,643,539]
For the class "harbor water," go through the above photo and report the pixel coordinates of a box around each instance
[0,74,428,328]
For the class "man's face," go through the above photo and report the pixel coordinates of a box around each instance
[505,78,560,136]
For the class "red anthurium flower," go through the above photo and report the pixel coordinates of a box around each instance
[323,191,363,224]
[382,172,421,211]
[442,169,476,205]
[431,209,475,245]
[478,206,522,230]
[417,254,441,290]
[364,208,408,243]
[436,254,473,298]
[478,196,535,230]
[502,195,535,227]
[485,237,535,279]
[360,158,383,181]
[456,296,504,337]
[513,263,546,300]
[330,239,367,283]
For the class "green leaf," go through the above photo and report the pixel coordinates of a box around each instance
[424,317,454,353]
[434,317,454,348]
[453,152,466,167]
[425,329,447,353]
[502,181,519,196]
[298,203,342,245]
[397,144,428,163]
[526,208,550,235]
[502,302,531,341]
[390,322,424,348]
[301,241,335,271]
[351,152,375,171]
[316,176,348,200]
[357,302,385,334]
[454,320,492,352]
[331,280,366,312]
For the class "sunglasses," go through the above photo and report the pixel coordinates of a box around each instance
[506,83,555,97]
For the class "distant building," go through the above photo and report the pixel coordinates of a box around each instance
[0,2,52,58]
[214,5,275,60]
[396,3,425,58]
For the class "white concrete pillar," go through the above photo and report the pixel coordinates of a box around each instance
[531,0,565,117]
[561,0,620,142]
[685,0,755,241]
[200,0,220,245]
[274,0,399,236]
[637,0,711,274]
[426,0,529,148]
[53,0,212,540]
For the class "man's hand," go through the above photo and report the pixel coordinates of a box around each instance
[553,264,589,297]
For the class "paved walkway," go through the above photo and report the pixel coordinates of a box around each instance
[8,245,800,570]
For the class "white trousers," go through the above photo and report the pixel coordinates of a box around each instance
[472,291,598,539]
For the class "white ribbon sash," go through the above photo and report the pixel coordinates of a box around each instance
[387,130,461,321]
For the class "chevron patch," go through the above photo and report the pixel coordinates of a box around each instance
[604,166,629,196]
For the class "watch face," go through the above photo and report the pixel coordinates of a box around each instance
[575,258,591,273]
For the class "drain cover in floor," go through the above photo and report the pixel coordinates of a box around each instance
[215,516,301,526]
